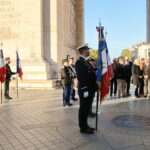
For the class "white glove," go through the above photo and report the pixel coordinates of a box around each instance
[83,91,89,98]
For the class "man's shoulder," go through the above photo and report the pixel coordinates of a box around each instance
[75,57,84,64]
[5,64,9,68]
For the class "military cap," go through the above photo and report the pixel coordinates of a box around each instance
[76,43,90,51]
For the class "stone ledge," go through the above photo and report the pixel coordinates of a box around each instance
[10,79,61,89]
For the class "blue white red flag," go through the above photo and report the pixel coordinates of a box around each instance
[16,51,23,80]
[96,24,113,102]
[0,49,6,82]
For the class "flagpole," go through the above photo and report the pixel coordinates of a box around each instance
[16,74,19,99]
[1,82,2,104]
[95,89,100,131]
[0,42,3,104]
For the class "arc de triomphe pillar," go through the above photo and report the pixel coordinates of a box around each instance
[0,0,84,88]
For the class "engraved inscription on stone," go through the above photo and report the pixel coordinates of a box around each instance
[0,0,21,26]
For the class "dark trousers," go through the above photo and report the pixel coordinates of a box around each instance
[70,82,76,99]
[126,77,131,94]
[110,78,117,96]
[72,88,75,99]
[135,85,139,96]
[78,88,95,129]
[139,78,144,95]
[90,92,95,113]
[62,84,71,105]
[4,79,10,97]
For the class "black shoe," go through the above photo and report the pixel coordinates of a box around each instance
[72,98,78,101]
[88,112,96,118]
[127,93,131,96]
[8,96,12,99]
[87,125,95,131]
[67,103,73,106]
[144,95,147,98]
[80,128,94,134]
[135,95,140,98]
[5,96,11,100]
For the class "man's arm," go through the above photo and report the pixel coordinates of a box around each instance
[75,60,89,87]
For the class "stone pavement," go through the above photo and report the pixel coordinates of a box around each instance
[0,89,150,150]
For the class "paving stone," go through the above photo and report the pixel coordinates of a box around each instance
[0,89,149,150]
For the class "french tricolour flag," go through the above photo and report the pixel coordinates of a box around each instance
[16,51,23,80]
[96,24,114,103]
[0,49,6,82]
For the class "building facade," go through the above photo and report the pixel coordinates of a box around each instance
[0,0,84,88]
[147,0,150,43]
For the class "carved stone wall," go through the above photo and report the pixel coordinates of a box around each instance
[0,0,84,85]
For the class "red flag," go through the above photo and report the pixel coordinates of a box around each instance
[0,49,6,82]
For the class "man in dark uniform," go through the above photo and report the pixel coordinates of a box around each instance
[68,57,78,101]
[75,44,97,134]
[5,57,16,100]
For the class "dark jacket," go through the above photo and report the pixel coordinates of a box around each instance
[132,64,141,85]
[112,63,117,79]
[143,64,150,79]
[125,61,133,78]
[116,64,126,80]
[75,57,97,91]
[68,64,77,81]
[5,64,16,80]
[61,66,72,86]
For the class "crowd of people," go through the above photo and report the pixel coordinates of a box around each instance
[61,44,150,134]
[61,55,97,117]
[110,57,150,99]
[61,55,150,108]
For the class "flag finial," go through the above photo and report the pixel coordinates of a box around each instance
[99,18,101,26]
[105,29,108,39]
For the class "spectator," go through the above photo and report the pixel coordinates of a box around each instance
[124,56,133,96]
[132,59,141,98]
[68,57,78,101]
[61,59,73,107]
[116,58,126,98]
[139,58,145,97]
[143,58,150,98]
[110,58,118,96]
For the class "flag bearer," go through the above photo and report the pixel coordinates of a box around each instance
[75,44,97,134]
[4,57,16,100]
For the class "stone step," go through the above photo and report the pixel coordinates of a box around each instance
[9,79,61,89]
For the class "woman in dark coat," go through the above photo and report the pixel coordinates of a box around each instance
[132,59,141,98]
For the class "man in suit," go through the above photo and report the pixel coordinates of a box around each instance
[75,44,97,134]
[5,57,16,100]
[124,56,133,96]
